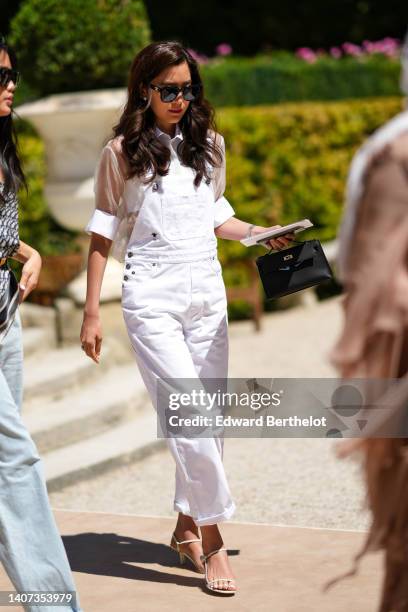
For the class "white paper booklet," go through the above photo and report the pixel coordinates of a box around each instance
[240,218,314,247]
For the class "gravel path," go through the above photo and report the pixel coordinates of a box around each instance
[50,296,370,531]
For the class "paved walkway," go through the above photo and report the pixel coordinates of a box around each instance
[0,511,381,611]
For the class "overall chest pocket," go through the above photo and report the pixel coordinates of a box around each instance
[160,189,212,241]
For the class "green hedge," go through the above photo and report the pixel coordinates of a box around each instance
[216,96,403,265]
[215,95,403,315]
[9,37,402,107]
[202,54,401,106]
[10,0,151,96]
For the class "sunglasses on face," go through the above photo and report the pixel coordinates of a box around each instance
[0,67,20,88]
[149,82,201,102]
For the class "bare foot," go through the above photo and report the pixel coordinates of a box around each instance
[201,525,237,593]
[202,548,236,593]
[172,513,204,573]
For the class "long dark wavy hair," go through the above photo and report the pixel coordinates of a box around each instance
[0,36,26,202]
[113,41,223,187]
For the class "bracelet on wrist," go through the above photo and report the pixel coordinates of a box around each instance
[245,223,256,239]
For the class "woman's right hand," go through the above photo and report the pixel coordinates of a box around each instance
[252,225,295,250]
[80,313,102,364]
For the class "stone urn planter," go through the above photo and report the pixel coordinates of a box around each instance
[17,88,127,231]
[16,89,128,303]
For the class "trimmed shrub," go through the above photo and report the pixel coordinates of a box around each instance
[202,53,402,106]
[215,96,403,269]
[10,0,151,95]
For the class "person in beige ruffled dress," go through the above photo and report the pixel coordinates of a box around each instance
[324,32,408,612]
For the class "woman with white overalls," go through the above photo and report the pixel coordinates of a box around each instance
[81,41,294,596]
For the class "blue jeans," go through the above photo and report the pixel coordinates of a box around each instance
[0,311,83,612]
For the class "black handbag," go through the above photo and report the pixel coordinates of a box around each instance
[255,239,333,300]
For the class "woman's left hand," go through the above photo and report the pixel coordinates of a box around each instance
[252,225,296,250]
[18,250,42,303]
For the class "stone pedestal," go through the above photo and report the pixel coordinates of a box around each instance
[17,88,127,231]
[17,88,127,314]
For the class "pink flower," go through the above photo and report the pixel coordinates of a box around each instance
[186,48,209,65]
[362,40,375,53]
[215,43,232,56]
[378,37,400,57]
[342,42,363,57]
[295,47,317,63]
[330,46,342,59]
[293,37,401,63]
[361,38,400,58]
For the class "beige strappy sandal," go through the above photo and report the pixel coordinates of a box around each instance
[170,531,205,574]
[200,547,237,595]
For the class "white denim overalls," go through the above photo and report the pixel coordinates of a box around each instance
[121,132,236,525]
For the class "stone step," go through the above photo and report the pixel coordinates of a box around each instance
[22,325,57,358]
[23,344,112,400]
[19,301,57,330]
[43,411,165,492]
[22,364,150,453]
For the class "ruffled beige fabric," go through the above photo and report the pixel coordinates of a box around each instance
[323,132,408,611]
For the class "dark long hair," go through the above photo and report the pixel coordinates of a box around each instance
[113,41,223,187]
[0,37,26,201]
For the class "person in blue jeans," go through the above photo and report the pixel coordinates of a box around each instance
[0,35,83,612]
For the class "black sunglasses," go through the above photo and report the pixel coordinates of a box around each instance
[0,67,20,88]
[149,83,201,102]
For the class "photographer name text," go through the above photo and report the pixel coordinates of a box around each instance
[167,415,327,428]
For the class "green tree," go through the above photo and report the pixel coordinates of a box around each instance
[10,0,151,96]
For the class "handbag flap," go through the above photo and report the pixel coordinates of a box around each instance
[256,240,319,272]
